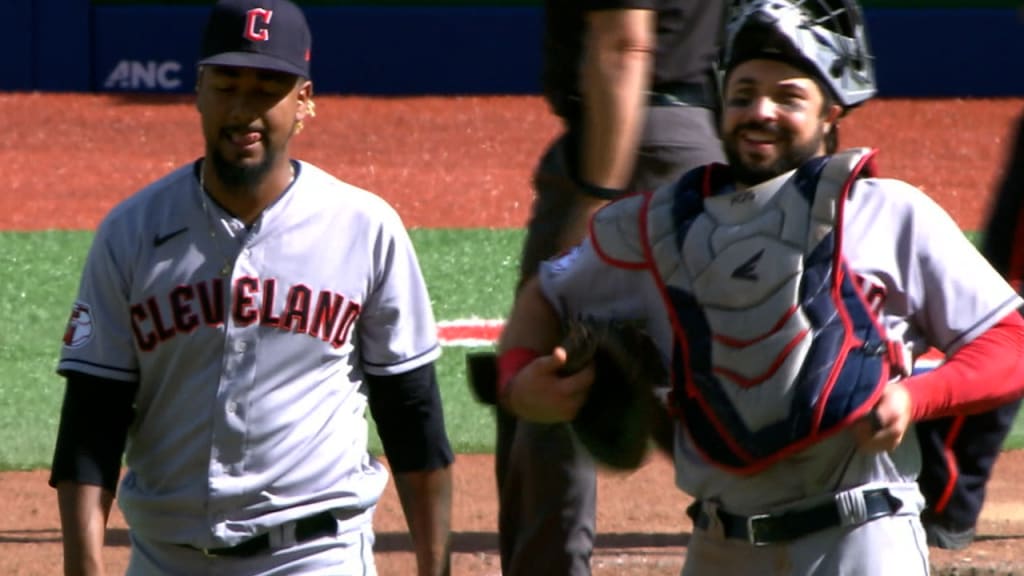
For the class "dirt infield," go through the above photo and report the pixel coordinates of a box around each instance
[4,451,1024,575]
[2,93,1024,574]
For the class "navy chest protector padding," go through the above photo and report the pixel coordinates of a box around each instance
[660,153,891,473]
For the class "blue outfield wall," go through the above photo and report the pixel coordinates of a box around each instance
[14,4,1024,97]
[0,0,91,91]
[0,0,33,90]
[866,9,1024,98]
[91,5,544,94]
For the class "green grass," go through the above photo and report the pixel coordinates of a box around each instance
[413,228,523,319]
[1,228,1022,471]
[0,232,92,469]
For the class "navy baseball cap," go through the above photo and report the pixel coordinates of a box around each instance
[199,0,312,78]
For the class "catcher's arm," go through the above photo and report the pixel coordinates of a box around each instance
[496,277,594,423]
[852,310,1024,453]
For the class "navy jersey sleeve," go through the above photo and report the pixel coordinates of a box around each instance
[49,371,138,492]
[366,363,454,473]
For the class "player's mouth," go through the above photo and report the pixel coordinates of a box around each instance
[728,121,780,158]
[224,129,264,153]
[739,130,778,154]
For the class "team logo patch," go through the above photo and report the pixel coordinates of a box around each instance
[62,302,94,349]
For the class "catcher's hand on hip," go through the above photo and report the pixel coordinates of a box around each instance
[852,381,913,453]
[502,346,595,423]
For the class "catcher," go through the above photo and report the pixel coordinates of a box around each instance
[496,0,1024,574]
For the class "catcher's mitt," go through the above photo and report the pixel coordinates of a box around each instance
[558,318,669,470]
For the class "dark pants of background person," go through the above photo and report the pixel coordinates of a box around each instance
[916,399,1024,535]
[495,102,725,576]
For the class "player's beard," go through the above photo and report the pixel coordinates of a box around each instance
[724,121,825,187]
[208,148,277,191]
[207,131,282,191]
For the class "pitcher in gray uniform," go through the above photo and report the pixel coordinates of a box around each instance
[49,1,453,574]
[494,1,1024,574]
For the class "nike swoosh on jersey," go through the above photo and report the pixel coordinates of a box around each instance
[153,227,189,247]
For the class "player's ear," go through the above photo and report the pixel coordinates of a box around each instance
[823,102,843,132]
[296,80,314,122]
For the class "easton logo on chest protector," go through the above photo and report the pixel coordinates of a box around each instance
[645,148,904,474]
[731,249,764,281]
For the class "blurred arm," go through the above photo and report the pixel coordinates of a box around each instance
[564,8,656,248]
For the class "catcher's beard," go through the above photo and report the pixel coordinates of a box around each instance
[724,121,828,186]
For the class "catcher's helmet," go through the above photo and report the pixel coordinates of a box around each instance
[721,0,876,108]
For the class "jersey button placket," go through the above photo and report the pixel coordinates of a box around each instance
[226,340,248,417]
[212,336,253,474]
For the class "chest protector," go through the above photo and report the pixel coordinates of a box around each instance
[641,148,903,474]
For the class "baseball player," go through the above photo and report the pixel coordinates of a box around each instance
[48,1,453,574]
[495,1,1024,574]
[915,109,1024,550]
[489,2,727,574]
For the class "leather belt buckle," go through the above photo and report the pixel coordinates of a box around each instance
[181,510,340,558]
[691,488,902,546]
[745,513,772,546]
[192,534,268,558]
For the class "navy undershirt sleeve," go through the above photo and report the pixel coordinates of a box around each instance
[366,363,454,473]
[48,371,137,493]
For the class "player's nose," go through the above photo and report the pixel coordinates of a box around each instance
[746,96,778,122]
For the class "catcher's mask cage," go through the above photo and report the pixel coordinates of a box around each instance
[721,0,877,108]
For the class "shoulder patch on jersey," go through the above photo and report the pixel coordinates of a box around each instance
[62,301,94,349]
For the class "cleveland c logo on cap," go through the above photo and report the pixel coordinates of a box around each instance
[244,8,273,42]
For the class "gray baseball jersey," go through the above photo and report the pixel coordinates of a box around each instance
[537,153,1022,573]
[59,160,440,549]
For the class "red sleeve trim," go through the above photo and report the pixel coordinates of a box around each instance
[905,311,1024,421]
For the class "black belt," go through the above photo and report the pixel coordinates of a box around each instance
[182,511,338,558]
[687,489,903,546]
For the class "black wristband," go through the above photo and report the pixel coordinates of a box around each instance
[578,180,625,200]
